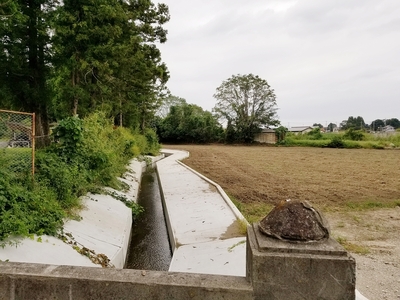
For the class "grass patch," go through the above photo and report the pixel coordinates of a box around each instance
[345,200,400,210]
[335,236,370,255]
[282,131,399,149]
[236,218,248,235]
[230,195,274,224]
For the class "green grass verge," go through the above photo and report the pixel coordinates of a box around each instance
[230,194,274,224]
[345,200,400,210]
[335,236,370,255]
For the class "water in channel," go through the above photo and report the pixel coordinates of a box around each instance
[125,170,172,271]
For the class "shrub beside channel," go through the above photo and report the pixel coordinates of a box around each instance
[0,112,160,245]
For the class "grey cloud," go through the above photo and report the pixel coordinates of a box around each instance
[159,0,400,124]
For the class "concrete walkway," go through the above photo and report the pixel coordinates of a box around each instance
[157,149,248,276]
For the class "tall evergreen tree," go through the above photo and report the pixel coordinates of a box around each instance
[0,0,54,141]
[51,0,169,130]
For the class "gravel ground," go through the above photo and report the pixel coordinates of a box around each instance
[328,208,400,300]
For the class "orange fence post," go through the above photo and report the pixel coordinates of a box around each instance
[32,112,35,176]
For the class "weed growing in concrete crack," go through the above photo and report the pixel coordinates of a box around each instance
[236,219,248,235]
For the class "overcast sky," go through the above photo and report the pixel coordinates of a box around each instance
[157,0,400,127]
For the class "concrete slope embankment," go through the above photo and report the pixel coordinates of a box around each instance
[0,157,161,268]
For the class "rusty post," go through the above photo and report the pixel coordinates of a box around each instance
[32,112,35,176]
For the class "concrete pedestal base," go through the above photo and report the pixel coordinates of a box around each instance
[246,223,356,300]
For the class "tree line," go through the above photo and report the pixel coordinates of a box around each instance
[325,116,400,132]
[1,2,281,145]
[0,0,169,143]
[156,74,280,144]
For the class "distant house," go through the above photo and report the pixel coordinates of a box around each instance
[254,128,276,144]
[287,126,313,135]
[382,125,395,132]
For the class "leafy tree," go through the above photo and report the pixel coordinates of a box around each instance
[327,123,337,132]
[275,126,288,144]
[386,118,400,129]
[313,123,323,128]
[340,116,366,131]
[156,95,186,118]
[213,74,279,143]
[370,119,385,131]
[157,102,222,143]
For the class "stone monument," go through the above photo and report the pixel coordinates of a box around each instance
[246,199,356,300]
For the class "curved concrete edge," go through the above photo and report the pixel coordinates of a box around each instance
[176,161,249,225]
[0,155,164,269]
[356,290,369,300]
[160,149,248,224]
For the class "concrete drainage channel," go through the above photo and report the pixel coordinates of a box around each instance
[0,149,365,299]
[125,170,172,271]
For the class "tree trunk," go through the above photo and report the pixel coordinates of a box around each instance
[27,0,50,147]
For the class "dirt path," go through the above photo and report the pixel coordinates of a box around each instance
[164,144,400,300]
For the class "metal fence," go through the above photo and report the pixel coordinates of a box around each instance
[0,109,35,176]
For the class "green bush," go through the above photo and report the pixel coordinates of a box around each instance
[0,169,65,242]
[307,127,323,140]
[275,126,288,144]
[327,136,345,148]
[343,128,365,141]
[79,112,141,187]
[144,128,161,155]
[52,116,84,158]
[35,151,87,209]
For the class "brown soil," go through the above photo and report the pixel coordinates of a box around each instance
[164,144,400,300]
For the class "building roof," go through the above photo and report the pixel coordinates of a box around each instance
[260,128,276,133]
[288,126,312,132]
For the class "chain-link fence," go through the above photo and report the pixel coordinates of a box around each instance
[0,109,35,176]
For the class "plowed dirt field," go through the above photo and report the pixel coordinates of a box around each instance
[164,144,400,300]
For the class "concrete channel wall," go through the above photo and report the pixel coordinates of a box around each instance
[0,262,253,300]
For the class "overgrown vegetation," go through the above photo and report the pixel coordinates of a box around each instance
[345,200,400,210]
[281,128,400,149]
[0,113,159,244]
[156,100,223,144]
